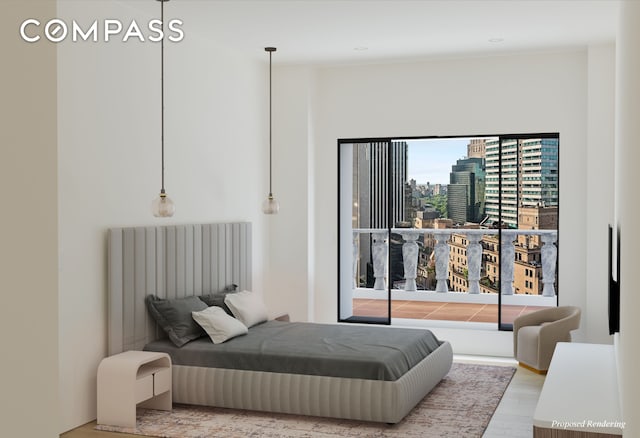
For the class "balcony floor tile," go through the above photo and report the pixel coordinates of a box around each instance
[352,299,552,323]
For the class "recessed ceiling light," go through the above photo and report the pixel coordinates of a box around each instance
[488,38,504,43]
[354,46,369,51]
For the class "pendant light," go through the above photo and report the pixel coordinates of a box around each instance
[152,0,175,217]
[262,47,280,215]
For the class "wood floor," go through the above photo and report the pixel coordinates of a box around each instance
[61,358,544,438]
[460,356,546,437]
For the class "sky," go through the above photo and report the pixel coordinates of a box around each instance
[404,138,471,185]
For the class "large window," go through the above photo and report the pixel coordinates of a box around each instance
[338,135,559,330]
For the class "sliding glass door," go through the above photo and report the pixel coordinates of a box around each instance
[338,134,559,329]
[338,141,392,323]
[496,136,559,330]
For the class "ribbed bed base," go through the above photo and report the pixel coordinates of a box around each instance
[172,340,453,424]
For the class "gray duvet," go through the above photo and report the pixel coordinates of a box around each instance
[144,320,442,381]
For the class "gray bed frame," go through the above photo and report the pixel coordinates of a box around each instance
[107,222,453,423]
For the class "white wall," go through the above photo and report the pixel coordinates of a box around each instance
[586,44,616,344]
[57,1,268,431]
[615,2,640,436]
[272,50,603,354]
[266,66,316,321]
[314,51,589,343]
[0,2,59,437]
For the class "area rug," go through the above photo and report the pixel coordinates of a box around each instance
[96,362,515,438]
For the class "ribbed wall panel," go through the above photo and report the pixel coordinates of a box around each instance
[107,222,252,355]
[171,341,452,424]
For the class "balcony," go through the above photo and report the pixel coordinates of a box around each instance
[352,299,549,324]
[342,228,558,325]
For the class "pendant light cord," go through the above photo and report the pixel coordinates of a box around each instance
[268,49,273,197]
[160,0,166,193]
[262,47,278,214]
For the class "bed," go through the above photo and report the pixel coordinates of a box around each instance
[108,222,453,424]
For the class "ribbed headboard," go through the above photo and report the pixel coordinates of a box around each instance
[107,222,252,355]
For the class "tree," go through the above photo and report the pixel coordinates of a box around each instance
[426,194,448,218]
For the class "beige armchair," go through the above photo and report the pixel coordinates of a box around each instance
[513,306,581,373]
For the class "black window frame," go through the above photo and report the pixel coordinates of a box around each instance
[337,133,560,331]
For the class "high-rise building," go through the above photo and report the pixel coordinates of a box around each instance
[519,138,559,209]
[468,139,486,159]
[485,139,516,227]
[351,141,408,287]
[352,141,408,229]
[447,184,469,224]
[485,138,558,228]
[447,156,485,224]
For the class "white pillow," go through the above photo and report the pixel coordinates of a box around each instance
[191,306,248,344]
[224,290,268,328]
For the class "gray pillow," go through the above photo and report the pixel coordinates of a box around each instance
[199,284,238,316]
[145,295,208,347]
[199,292,233,315]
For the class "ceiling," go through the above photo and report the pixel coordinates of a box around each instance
[162,0,619,65]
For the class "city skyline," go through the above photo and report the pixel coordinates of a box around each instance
[341,135,559,300]
[405,137,491,185]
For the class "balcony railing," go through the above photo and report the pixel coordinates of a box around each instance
[351,227,558,298]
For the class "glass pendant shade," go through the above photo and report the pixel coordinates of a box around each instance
[262,194,279,214]
[152,191,175,217]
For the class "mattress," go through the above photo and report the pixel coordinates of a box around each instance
[144,320,442,381]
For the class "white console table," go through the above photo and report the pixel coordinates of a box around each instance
[533,342,623,438]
